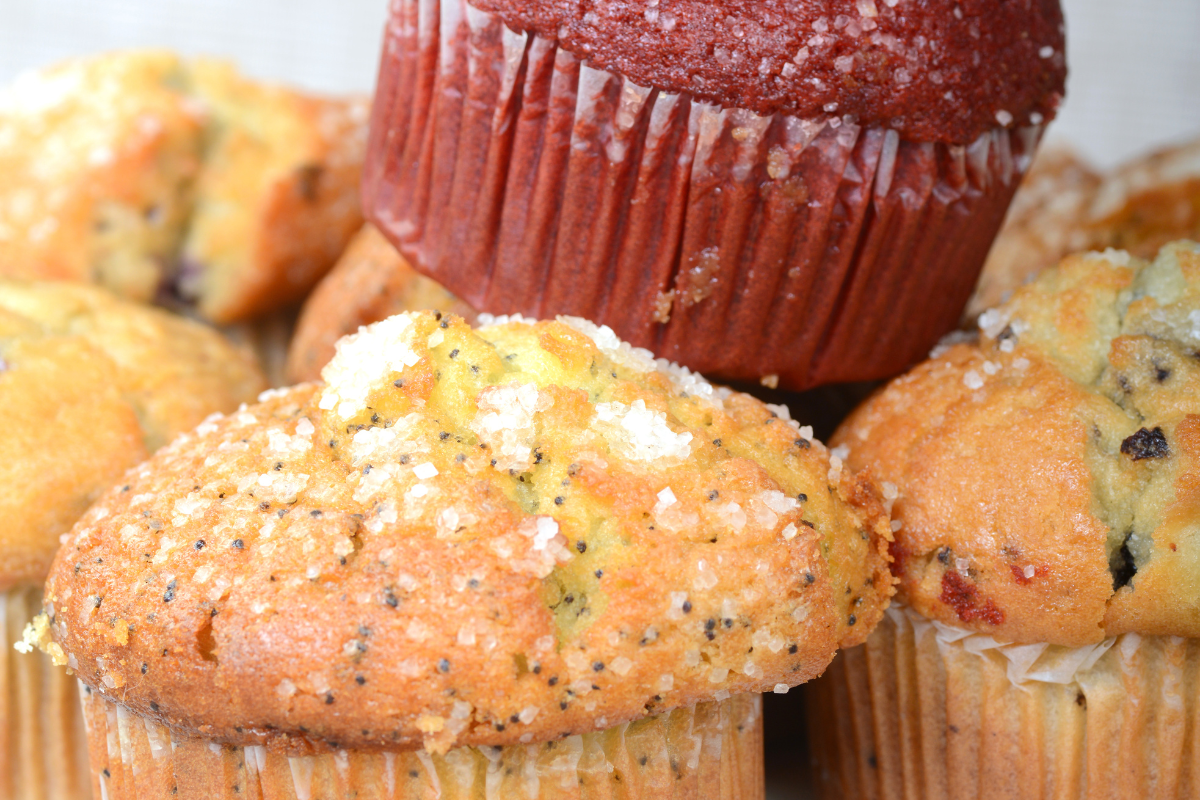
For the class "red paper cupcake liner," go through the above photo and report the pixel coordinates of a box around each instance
[364,0,1042,390]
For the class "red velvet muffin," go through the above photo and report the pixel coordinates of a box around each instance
[364,0,1065,390]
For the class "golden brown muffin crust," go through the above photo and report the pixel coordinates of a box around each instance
[0,50,366,323]
[0,52,202,297]
[45,311,891,754]
[0,281,266,590]
[286,224,473,384]
[837,243,1200,645]
[969,136,1200,319]
[1088,136,1200,258]
[178,60,368,322]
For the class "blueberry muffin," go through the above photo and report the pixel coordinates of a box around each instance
[812,242,1200,798]
[0,50,367,323]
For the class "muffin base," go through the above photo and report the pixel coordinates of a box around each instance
[81,688,764,799]
[364,0,1042,390]
[807,605,1199,799]
[1,585,92,800]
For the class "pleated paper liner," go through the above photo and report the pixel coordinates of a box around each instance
[2,585,92,800]
[806,605,1199,800]
[81,688,763,799]
[363,0,1043,390]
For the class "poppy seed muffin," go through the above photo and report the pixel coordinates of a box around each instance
[810,242,1200,799]
[38,310,892,799]
[0,50,367,323]
[0,280,265,800]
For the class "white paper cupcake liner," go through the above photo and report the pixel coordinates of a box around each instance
[806,605,1199,799]
[81,688,764,799]
[2,584,92,799]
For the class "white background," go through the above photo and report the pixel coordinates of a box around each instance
[2,0,1199,170]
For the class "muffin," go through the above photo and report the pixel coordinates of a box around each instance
[811,242,1200,798]
[1089,135,1200,257]
[0,281,266,800]
[968,133,1200,318]
[34,310,893,799]
[965,144,1101,319]
[286,223,474,384]
[364,0,1065,390]
[0,50,367,323]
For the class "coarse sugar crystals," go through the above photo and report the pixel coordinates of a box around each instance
[470,383,547,473]
[591,399,692,463]
[319,314,420,419]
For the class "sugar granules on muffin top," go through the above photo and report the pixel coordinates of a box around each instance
[0,50,367,324]
[34,310,891,756]
[810,242,1200,799]
[285,223,474,383]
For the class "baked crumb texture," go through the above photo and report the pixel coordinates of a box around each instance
[45,311,891,754]
[837,241,1200,645]
[0,280,266,591]
[0,50,367,323]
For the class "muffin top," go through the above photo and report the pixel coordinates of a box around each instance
[0,50,366,323]
[1086,136,1200,260]
[468,0,1065,143]
[43,311,891,754]
[835,242,1200,646]
[968,135,1200,319]
[0,51,202,299]
[0,281,266,590]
